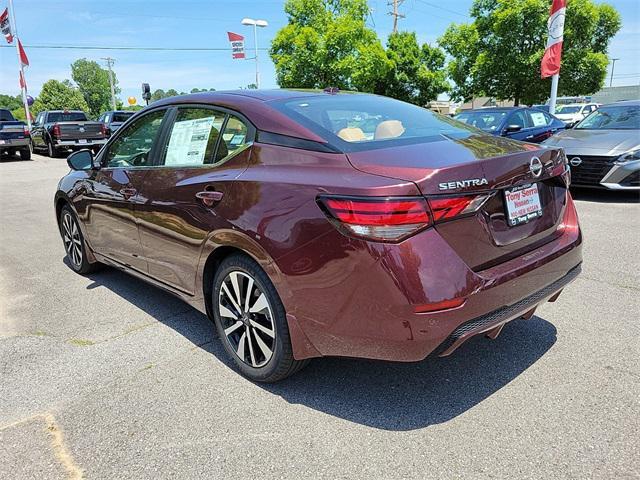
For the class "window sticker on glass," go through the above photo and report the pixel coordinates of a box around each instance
[530,111,547,127]
[165,116,220,166]
[229,134,246,146]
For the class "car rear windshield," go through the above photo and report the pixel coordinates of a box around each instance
[112,112,134,122]
[575,105,639,130]
[48,112,87,122]
[273,94,474,150]
[0,109,16,122]
[454,111,508,131]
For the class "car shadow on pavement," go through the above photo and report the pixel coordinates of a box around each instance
[571,187,639,203]
[79,261,557,432]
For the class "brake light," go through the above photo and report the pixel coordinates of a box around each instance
[428,194,490,222]
[318,196,431,242]
[100,123,108,136]
[23,125,30,136]
[52,124,61,137]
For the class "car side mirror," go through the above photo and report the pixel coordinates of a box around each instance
[66,149,94,171]
[504,125,522,134]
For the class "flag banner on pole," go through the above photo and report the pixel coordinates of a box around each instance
[541,0,566,78]
[1,8,12,43]
[18,39,29,66]
[227,32,245,59]
[19,70,26,90]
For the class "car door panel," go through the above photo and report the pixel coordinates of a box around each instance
[80,168,149,271]
[135,107,254,294]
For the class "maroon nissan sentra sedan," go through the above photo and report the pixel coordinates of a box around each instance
[55,90,582,382]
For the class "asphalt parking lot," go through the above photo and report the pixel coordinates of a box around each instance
[1,153,638,479]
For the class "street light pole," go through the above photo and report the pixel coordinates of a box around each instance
[609,58,619,87]
[241,18,268,89]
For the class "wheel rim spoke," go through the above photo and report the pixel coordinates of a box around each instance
[253,329,273,359]
[246,326,257,367]
[249,293,268,314]
[224,320,243,336]
[219,304,238,320]
[221,282,242,316]
[250,319,274,338]
[229,272,243,308]
[244,277,254,312]
[236,331,246,360]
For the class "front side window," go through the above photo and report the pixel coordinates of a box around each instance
[455,111,508,132]
[529,110,550,127]
[163,108,225,167]
[507,110,530,129]
[104,109,166,168]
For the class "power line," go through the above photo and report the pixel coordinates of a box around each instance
[0,44,269,52]
[414,0,468,18]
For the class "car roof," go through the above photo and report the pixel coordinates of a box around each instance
[459,107,521,113]
[46,110,85,113]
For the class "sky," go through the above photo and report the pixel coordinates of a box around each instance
[0,0,638,106]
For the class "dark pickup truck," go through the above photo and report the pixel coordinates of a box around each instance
[0,109,31,160]
[31,110,107,157]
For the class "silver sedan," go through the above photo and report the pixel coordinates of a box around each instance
[543,100,639,190]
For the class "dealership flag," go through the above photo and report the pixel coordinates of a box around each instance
[19,70,26,89]
[17,38,28,65]
[1,8,12,43]
[541,0,566,78]
[227,32,245,59]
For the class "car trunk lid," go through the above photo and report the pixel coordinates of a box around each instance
[345,132,569,270]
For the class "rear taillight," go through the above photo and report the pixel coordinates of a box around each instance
[100,124,108,136]
[23,125,30,136]
[428,194,490,222]
[319,193,491,242]
[52,124,61,137]
[318,196,431,242]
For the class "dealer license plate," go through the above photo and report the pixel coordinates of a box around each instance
[77,139,88,144]
[504,183,543,227]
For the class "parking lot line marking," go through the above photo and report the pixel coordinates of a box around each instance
[0,413,84,480]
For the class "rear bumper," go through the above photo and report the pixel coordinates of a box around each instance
[0,138,30,149]
[55,139,107,147]
[282,192,582,361]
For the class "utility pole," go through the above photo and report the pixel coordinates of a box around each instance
[609,58,619,87]
[102,57,117,110]
[388,0,405,33]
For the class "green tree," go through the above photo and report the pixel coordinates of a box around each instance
[270,0,391,91]
[378,32,449,105]
[71,58,120,117]
[0,94,23,111]
[150,89,166,102]
[439,0,621,104]
[31,80,89,115]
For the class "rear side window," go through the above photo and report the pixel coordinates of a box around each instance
[163,108,226,167]
[218,115,250,161]
[112,112,133,123]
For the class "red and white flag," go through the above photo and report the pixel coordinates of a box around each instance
[18,39,29,66]
[1,8,13,43]
[19,70,26,90]
[541,0,566,78]
[227,32,245,59]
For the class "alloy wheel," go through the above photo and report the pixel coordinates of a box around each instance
[62,212,82,268]
[218,270,275,368]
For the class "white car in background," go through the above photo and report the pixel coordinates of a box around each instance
[554,103,600,127]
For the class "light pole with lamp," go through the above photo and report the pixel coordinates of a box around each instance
[609,58,619,87]
[241,17,268,89]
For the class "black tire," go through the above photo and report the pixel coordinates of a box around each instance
[59,205,100,274]
[47,140,57,158]
[19,147,31,161]
[212,253,309,382]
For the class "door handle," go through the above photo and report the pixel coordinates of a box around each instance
[119,187,137,199]
[195,190,224,207]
